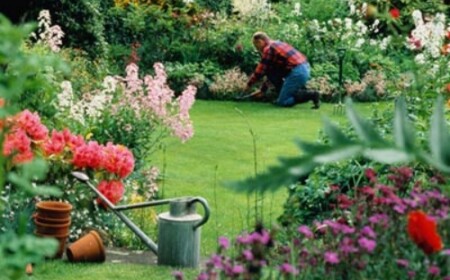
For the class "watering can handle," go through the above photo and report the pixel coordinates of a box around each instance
[189,197,210,230]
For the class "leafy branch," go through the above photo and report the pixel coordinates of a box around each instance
[230,96,450,194]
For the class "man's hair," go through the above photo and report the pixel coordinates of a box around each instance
[252,31,270,42]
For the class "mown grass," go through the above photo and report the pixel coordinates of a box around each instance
[30,100,387,280]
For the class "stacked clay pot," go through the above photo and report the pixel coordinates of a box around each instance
[34,201,72,259]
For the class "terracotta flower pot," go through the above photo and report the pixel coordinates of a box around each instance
[35,231,69,259]
[34,213,71,225]
[34,218,71,236]
[66,230,106,263]
[36,201,72,219]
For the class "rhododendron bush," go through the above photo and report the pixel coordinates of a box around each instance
[1,108,134,205]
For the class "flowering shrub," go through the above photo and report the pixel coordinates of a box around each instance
[344,70,387,102]
[30,10,64,53]
[209,67,248,100]
[195,167,449,279]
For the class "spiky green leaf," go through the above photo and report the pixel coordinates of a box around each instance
[393,96,415,150]
[430,95,450,167]
[345,98,385,145]
[322,118,353,145]
[363,148,412,164]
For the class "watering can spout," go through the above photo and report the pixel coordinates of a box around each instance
[71,171,90,182]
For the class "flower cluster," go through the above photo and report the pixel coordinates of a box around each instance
[344,70,386,100]
[30,10,64,52]
[2,109,135,205]
[194,167,449,279]
[407,10,449,62]
[209,67,248,99]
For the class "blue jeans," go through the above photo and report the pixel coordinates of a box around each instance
[268,62,310,107]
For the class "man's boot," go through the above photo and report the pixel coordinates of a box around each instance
[294,88,320,109]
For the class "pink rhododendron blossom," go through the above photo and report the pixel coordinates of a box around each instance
[97,180,125,205]
[3,129,34,163]
[103,143,135,179]
[72,141,104,170]
[15,110,48,141]
[62,128,85,151]
[42,129,66,156]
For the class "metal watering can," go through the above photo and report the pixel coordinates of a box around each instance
[71,172,210,268]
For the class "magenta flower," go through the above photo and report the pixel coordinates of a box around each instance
[279,263,298,275]
[218,236,230,250]
[242,249,253,261]
[232,265,244,275]
[340,237,358,254]
[396,259,409,268]
[364,168,377,183]
[428,265,440,276]
[361,226,376,239]
[298,225,314,238]
[358,237,376,253]
[172,271,184,280]
[324,251,340,264]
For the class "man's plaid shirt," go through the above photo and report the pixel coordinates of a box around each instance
[247,40,307,92]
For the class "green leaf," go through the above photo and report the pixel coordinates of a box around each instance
[322,118,353,145]
[312,144,363,164]
[363,148,412,164]
[345,98,385,145]
[393,96,415,151]
[429,95,450,168]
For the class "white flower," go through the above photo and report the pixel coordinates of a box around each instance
[415,53,426,64]
[292,2,302,16]
[412,10,423,26]
[183,0,194,4]
[355,38,365,48]
[379,36,391,50]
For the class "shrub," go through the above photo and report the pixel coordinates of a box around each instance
[209,67,248,100]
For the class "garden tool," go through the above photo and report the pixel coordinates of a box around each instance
[71,171,210,268]
[234,90,263,100]
[333,47,347,115]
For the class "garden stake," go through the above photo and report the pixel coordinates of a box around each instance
[333,47,347,115]
[71,171,210,268]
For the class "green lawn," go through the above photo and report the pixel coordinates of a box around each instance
[31,100,388,280]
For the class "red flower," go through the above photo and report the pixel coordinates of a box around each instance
[389,8,400,19]
[96,180,125,206]
[407,210,443,255]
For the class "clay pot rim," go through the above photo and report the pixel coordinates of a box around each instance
[35,231,70,239]
[88,231,106,261]
[33,213,71,223]
[36,201,73,212]
[34,218,71,228]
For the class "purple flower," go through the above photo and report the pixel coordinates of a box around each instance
[407,271,416,279]
[197,273,208,280]
[368,213,389,226]
[442,249,450,256]
[232,265,245,275]
[393,203,407,214]
[443,276,450,280]
[218,236,230,250]
[361,226,376,239]
[340,237,358,255]
[396,259,409,268]
[324,251,340,264]
[242,249,254,261]
[358,237,376,253]
[236,234,251,245]
[340,224,356,234]
[210,254,222,268]
[428,265,440,276]
[279,263,298,275]
[298,225,314,238]
[172,271,184,280]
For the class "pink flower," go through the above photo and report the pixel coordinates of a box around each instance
[72,141,104,170]
[324,251,340,264]
[396,259,409,268]
[364,168,377,183]
[3,129,34,164]
[361,226,377,239]
[428,265,440,276]
[218,236,230,250]
[358,237,376,253]
[15,110,48,141]
[242,249,253,261]
[62,128,85,151]
[103,142,135,178]
[42,129,66,156]
[298,225,314,238]
[279,263,298,275]
[96,180,125,205]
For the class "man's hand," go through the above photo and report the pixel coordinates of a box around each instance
[243,85,252,94]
